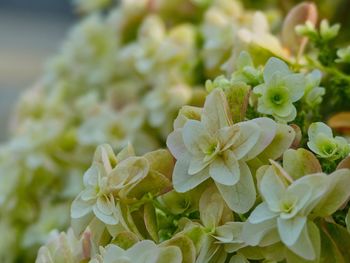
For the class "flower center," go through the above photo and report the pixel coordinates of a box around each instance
[205,143,217,156]
[271,92,285,105]
[280,199,296,214]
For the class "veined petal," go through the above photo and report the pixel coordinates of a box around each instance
[217,126,240,151]
[173,158,211,193]
[183,120,215,156]
[209,151,240,186]
[260,166,286,212]
[216,161,256,213]
[277,216,307,246]
[189,157,210,175]
[202,89,232,133]
[245,118,276,159]
[232,122,260,160]
[287,221,319,261]
[248,202,278,224]
[242,218,277,246]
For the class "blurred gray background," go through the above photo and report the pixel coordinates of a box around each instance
[0,0,75,141]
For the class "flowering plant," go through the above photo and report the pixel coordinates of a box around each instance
[1,0,350,262]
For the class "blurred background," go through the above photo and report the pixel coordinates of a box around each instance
[0,0,75,141]
[1,0,349,142]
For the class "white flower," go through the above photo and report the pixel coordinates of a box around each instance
[71,144,149,236]
[167,89,277,213]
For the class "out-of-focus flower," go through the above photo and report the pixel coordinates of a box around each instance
[36,228,91,263]
[303,70,325,107]
[307,122,350,160]
[90,240,182,263]
[336,46,350,63]
[144,84,192,136]
[319,19,340,41]
[253,57,306,122]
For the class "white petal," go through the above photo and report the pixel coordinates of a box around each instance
[202,89,232,133]
[263,57,290,83]
[260,166,286,212]
[308,122,333,141]
[245,118,276,159]
[283,73,306,102]
[277,216,307,246]
[183,120,215,156]
[173,158,211,193]
[71,193,94,219]
[248,202,278,224]
[287,221,319,261]
[232,122,260,160]
[166,129,189,160]
[127,240,158,263]
[209,151,240,186]
[216,162,256,213]
[93,203,118,225]
[189,157,210,175]
[242,219,277,246]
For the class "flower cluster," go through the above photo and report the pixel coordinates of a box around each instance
[36,86,350,262]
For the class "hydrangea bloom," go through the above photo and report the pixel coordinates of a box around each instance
[243,161,350,260]
[253,57,306,122]
[167,88,278,213]
[307,122,350,161]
